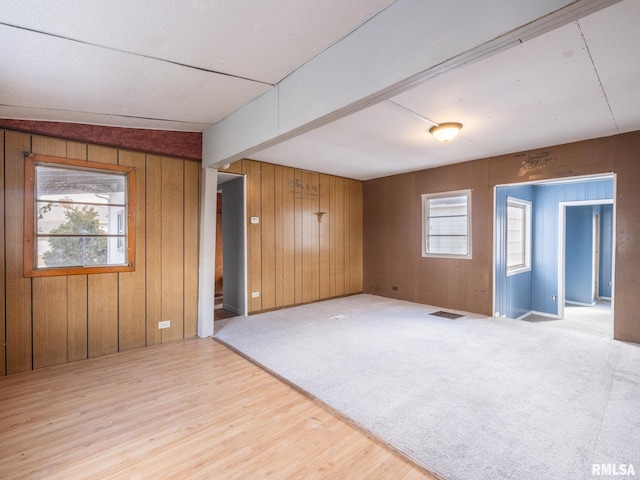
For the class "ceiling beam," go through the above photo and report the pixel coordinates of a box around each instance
[202,0,622,169]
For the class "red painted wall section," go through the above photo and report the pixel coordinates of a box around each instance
[0,119,202,161]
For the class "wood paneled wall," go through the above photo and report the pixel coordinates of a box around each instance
[221,159,363,313]
[1,130,200,375]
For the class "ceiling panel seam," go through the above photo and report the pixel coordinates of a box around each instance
[0,21,275,87]
[576,20,619,133]
[0,102,210,127]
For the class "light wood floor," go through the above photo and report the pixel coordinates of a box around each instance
[0,338,435,479]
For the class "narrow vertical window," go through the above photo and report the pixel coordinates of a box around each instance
[422,190,472,258]
[506,197,531,275]
[24,153,136,277]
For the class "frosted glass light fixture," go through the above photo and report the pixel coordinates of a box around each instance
[430,122,463,142]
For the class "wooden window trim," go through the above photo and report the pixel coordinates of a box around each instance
[24,153,136,277]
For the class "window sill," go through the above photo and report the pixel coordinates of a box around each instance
[506,267,531,277]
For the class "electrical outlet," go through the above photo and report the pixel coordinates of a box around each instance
[250,217,260,224]
[551,295,557,302]
[252,291,260,298]
[158,320,171,329]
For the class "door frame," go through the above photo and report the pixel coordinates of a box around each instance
[198,168,248,338]
[492,173,616,324]
[217,172,248,317]
[594,212,600,301]
[557,198,614,319]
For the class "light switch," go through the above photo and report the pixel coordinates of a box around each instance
[251,217,259,224]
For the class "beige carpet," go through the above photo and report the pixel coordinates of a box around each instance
[525,300,612,338]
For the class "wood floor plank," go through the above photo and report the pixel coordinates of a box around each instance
[0,339,434,480]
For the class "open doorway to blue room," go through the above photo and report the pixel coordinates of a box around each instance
[493,174,615,338]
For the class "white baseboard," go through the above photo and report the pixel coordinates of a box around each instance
[565,300,596,307]
[531,310,560,319]
[496,311,545,321]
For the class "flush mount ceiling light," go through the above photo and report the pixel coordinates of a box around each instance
[384,101,463,143]
[429,123,463,142]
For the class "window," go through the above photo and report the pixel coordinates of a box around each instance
[422,190,472,258]
[506,197,531,275]
[117,210,125,252]
[24,153,136,277]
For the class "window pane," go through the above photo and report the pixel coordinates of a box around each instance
[507,252,524,266]
[26,154,135,277]
[422,190,471,258]
[36,203,110,235]
[429,215,468,236]
[107,237,128,264]
[429,236,468,255]
[506,201,529,271]
[36,165,126,199]
[507,242,524,255]
[428,195,467,217]
[508,207,523,222]
[36,236,123,268]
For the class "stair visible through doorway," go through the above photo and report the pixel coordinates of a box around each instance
[214,294,237,321]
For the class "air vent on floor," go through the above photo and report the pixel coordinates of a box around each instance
[430,311,463,320]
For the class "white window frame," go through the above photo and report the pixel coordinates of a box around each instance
[422,189,472,259]
[506,197,531,276]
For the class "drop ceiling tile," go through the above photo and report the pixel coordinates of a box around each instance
[253,102,494,180]
[579,0,640,133]
[390,19,619,156]
[0,25,270,128]
[0,0,393,84]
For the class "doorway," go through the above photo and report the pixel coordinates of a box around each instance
[215,173,246,321]
[558,201,614,336]
[493,174,615,338]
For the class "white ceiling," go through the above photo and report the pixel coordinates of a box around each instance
[0,0,393,130]
[1,0,639,180]
[253,0,640,179]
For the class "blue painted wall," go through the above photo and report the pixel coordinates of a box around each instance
[531,179,613,316]
[565,206,595,304]
[494,184,533,319]
[495,178,614,319]
[599,204,613,298]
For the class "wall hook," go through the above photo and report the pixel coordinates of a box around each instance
[314,212,326,223]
